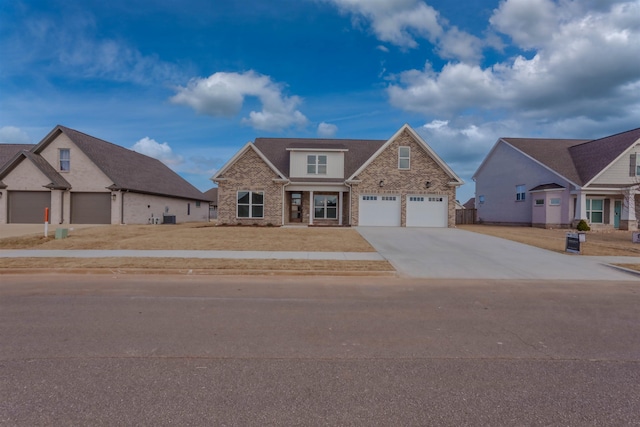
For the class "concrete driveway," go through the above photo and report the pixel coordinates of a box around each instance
[356,227,639,281]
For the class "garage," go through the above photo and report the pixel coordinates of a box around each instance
[8,191,51,224]
[358,194,401,226]
[406,195,448,227]
[70,192,111,224]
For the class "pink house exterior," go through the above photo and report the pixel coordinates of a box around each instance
[473,128,640,230]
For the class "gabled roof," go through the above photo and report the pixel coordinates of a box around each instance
[462,197,475,209]
[502,138,587,185]
[30,125,207,200]
[490,127,640,187]
[0,149,71,190]
[569,127,640,185]
[212,141,287,181]
[0,144,33,168]
[349,124,464,185]
[254,137,384,179]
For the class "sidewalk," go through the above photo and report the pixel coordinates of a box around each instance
[0,249,385,261]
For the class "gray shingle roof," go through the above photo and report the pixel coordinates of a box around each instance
[529,183,565,192]
[0,144,33,168]
[35,126,207,200]
[504,128,640,186]
[253,137,385,179]
[569,127,640,184]
[23,152,72,189]
[203,187,218,204]
[503,138,588,185]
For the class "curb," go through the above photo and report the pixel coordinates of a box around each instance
[602,263,640,278]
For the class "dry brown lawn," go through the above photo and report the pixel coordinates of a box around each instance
[0,257,393,273]
[0,223,375,252]
[0,224,387,274]
[458,225,639,256]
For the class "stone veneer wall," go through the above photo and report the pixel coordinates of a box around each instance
[216,148,283,225]
[350,129,457,227]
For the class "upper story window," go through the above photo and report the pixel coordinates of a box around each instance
[636,153,640,176]
[398,146,410,169]
[307,155,327,174]
[516,185,526,201]
[59,148,70,172]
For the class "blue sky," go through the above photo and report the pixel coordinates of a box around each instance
[2,0,640,203]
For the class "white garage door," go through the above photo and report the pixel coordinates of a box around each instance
[406,195,448,227]
[359,194,401,226]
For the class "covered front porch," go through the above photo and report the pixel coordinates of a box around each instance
[283,183,351,226]
[572,186,638,230]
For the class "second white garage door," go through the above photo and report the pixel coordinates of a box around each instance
[359,194,401,226]
[406,195,448,227]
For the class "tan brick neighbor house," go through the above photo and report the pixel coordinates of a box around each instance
[0,125,209,225]
[212,124,463,227]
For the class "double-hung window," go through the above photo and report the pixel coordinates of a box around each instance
[59,148,70,172]
[237,191,264,218]
[398,146,410,169]
[586,198,603,223]
[516,185,526,201]
[307,155,327,174]
[314,195,337,219]
[636,153,640,176]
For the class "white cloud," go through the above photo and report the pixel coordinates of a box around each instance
[490,0,558,49]
[321,0,482,62]
[388,1,640,123]
[0,126,31,144]
[131,137,184,167]
[317,122,338,137]
[6,10,187,85]
[171,71,309,132]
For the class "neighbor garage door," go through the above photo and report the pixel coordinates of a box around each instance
[70,192,111,224]
[406,195,448,227]
[8,191,51,223]
[358,194,401,226]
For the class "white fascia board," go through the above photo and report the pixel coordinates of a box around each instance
[211,142,287,181]
[583,136,640,187]
[348,124,463,184]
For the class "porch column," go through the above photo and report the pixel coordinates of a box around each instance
[309,190,314,225]
[338,191,343,226]
[573,191,588,222]
[620,188,638,231]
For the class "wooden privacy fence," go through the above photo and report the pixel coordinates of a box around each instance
[456,209,477,225]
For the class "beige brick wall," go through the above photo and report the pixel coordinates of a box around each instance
[40,134,113,190]
[351,128,457,227]
[122,192,208,224]
[216,148,283,225]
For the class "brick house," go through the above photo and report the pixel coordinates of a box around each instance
[0,125,209,225]
[212,124,463,227]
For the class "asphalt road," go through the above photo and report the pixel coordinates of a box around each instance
[1,274,640,426]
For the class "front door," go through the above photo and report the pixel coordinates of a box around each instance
[290,193,302,222]
[614,200,622,229]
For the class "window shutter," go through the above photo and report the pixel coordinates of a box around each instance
[631,153,637,177]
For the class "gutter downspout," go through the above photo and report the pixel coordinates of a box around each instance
[281,180,290,226]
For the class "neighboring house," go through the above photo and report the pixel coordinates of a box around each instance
[204,187,218,219]
[473,127,640,230]
[0,125,209,225]
[212,124,463,227]
[463,197,475,210]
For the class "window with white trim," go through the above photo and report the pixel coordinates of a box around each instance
[398,146,410,169]
[307,155,327,174]
[535,199,544,206]
[237,191,264,218]
[59,148,70,172]
[549,198,561,206]
[636,153,640,176]
[314,195,337,219]
[478,195,485,204]
[516,185,526,201]
[362,195,377,201]
[586,198,603,223]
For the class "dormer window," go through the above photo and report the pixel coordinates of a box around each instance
[307,155,327,174]
[59,148,70,172]
[398,146,410,169]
